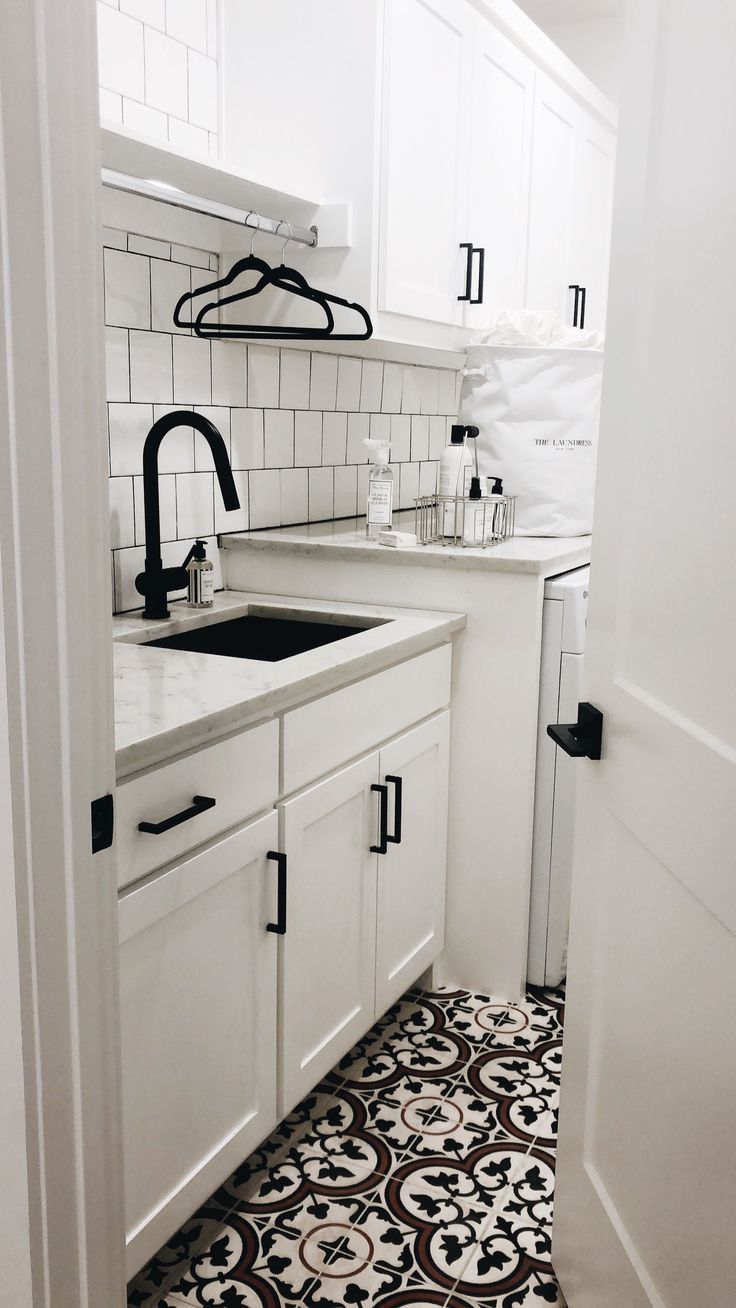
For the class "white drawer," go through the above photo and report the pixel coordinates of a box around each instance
[116,720,279,889]
[282,644,452,794]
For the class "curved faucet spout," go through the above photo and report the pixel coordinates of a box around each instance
[135,409,240,619]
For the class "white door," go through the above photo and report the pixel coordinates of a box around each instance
[375,713,450,1012]
[553,5,736,1305]
[525,70,578,318]
[464,21,534,327]
[569,112,616,333]
[379,0,474,324]
[119,813,279,1277]
[280,754,378,1115]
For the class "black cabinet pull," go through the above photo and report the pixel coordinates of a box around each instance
[371,783,389,854]
[385,775,403,845]
[266,851,288,935]
[138,794,216,835]
[568,284,587,329]
[578,285,587,329]
[471,247,485,305]
[458,242,474,301]
[547,702,603,760]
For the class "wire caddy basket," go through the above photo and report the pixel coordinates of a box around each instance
[414,491,517,548]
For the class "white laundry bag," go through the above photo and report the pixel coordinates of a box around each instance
[459,311,604,536]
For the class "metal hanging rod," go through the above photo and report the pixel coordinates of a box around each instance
[101,168,319,247]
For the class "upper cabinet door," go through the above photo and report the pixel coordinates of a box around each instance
[375,712,450,1014]
[279,753,379,1117]
[569,111,616,333]
[464,23,534,327]
[379,0,475,324]
[525,70,579,318]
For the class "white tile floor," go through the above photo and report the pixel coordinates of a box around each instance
[128,984,567,1307]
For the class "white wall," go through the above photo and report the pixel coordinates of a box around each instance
[515,1,624,102]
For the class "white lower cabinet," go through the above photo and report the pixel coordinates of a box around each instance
[278,753,378,1117]
[375,711,450,1014]
[119,811,279,1279]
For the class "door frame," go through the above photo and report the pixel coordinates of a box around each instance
[0,1,124,1304]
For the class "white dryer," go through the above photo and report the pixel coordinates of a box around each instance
[527,565,590,987]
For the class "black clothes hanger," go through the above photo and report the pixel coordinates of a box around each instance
[189,219,374,342]
[173,217,335,337]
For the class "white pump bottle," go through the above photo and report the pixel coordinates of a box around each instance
[364,437,394,539]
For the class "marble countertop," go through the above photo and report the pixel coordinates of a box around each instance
[113,590,465,779]
[221,512,592,576]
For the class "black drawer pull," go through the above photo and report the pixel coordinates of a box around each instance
[385,775,403,845]
[371,783,389,855]
[547,702,603,760]
[138,794,216,836]
[266,851,288,935]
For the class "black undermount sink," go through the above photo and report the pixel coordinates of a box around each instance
[144,611,385,662]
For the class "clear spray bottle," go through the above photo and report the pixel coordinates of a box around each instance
[364,437,394,539]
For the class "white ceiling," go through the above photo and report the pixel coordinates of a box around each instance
[516,0,623,23]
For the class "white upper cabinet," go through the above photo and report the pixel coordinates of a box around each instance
[379,0,475,325]
[525,71,580,321]
[569,112,616,332]
[464,21,535,327]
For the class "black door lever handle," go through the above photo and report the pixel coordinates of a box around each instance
[547,702,603,760]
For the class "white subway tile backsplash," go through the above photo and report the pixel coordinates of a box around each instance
[134,472,176,544]
[308,467,333,522]
[321,412,347,465]
[144,27,188,119]
[249,469,281,530]
[187,50,218,131]
[231,408,264,469]
[105,328,130,402]
[280,349,311,410]
[215,470,249,534]
[122,98,168,142]
[166,0,208,51]
[346,412,370,464]
[309,352,338,410]
[295,411,322,467]
[336,356,362,411]
[130,234,171,259]
[429,414,447,460]
[97,5,144,99]
[360,359,383,412]
[280,468,308,526]
[401,365,421,415]
[168,116,210,158]
[438,369,459,417]
[151,257,190,332]
[211,341,246,406]
[99,88,123,123]
[248,346,280,408]
[104,249,150,329]
[176,471,214,538]
[109,402,154,476]
[389,414,411,462]
[130,330,172,402]
[109,477,135,548]
[381,362,403,413]
[103,227,127,250]
[173,335,211,403]
[398,461,420,510]
[264,409,294,468]
[411,414,430,463]
[334,465,358,518]
[357,463,371,516]
[369,412,391,448]
[172,243,211,270]
[419,462,439,496]
[420,368,440,416]
[121,0,165,28]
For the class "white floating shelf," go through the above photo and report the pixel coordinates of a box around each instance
[100,126,351,250]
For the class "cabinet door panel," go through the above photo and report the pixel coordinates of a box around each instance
[119,811,278,1278]
[465,24,534,326]
[376,712,450,1013]
[280,754,378,1116]
[379,0,474,324]
[526,71,579,317]
[570,112,616,332]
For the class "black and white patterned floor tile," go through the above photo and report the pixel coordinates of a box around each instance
[127,985,567,1308]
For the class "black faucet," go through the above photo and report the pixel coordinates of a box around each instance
[135,410,240,619]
